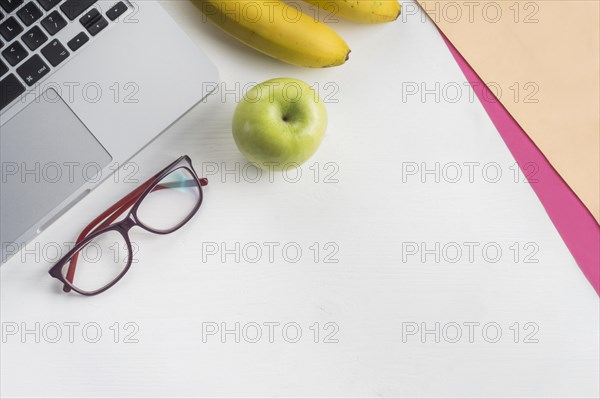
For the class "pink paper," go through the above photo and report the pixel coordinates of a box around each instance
[441,33,600,295]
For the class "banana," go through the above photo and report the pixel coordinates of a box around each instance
[194,0,351,68]
[302,0,401,23]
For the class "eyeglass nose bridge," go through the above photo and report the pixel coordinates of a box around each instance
[117,215,137,232]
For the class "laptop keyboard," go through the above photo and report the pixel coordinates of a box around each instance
[0,0,128,111]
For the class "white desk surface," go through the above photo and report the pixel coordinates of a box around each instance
[1,1,599,398]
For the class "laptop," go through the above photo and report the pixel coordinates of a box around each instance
[0,0,218,264]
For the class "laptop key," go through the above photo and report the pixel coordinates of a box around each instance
[17,1,43,26]
[16,54,49,86]
[86,16,107,36]
[41,10,66,35]
[22,25,47,50]
[0,73,25,110]
[0,10,4,19]
[0,59,7,77]
[80,8,107,36]
[0,17,24,41]
[60,0,97,21]
[36,0,60,11]
[0,0,23,14]
[106,1,127,21]
[2,41,27,66]
[41,38,68,66]
[67,31,88,51]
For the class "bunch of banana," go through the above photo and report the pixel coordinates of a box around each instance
[194,0,401,68]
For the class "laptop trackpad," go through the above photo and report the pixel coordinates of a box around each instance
[1,89,112,246]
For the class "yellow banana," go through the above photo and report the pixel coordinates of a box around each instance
[303,0,401,23]
[194,0,351,68]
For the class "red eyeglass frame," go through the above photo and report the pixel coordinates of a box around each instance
[48,155,208,296]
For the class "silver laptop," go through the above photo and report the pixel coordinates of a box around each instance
[0,0,218,264]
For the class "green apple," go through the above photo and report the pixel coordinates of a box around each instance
[232,77,328,170]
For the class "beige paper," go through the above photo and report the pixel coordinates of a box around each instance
[416,0,600,222]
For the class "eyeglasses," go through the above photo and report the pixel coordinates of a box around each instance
[48,156,208,296]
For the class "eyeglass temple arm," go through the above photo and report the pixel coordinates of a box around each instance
[62,177,208,292]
